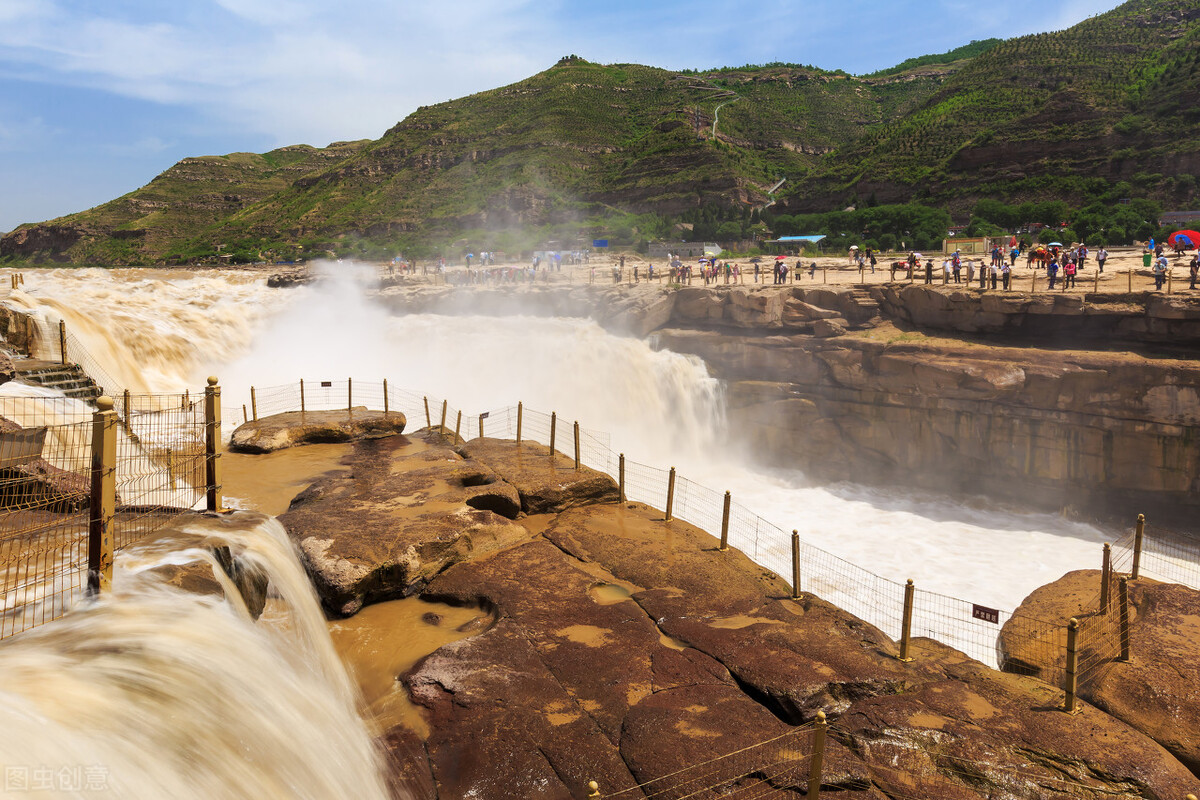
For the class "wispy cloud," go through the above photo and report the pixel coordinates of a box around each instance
[0,112,58,152]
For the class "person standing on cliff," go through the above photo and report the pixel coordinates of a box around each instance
[1097,246,1108,273]
[1154,254,1169,290]
[924,259,933,284]
[1188,254,1198,289]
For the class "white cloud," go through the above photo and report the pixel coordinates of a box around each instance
[0,113,58,151]
[0,0,556,146]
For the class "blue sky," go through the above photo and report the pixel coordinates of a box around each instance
[0,0,1122,234]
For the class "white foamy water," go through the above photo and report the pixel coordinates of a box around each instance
[2,266,1125,615]
[0,513,389,799]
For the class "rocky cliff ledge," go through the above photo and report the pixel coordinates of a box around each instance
[233,420,1199,798]
[375,282,1200,521]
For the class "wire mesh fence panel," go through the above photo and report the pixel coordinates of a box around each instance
[0,417,92,639]
[668,474,724,539]
[579,428,613,474]
[1137,535,1200,589]
[622,460,671,515]
[112,397,209,551]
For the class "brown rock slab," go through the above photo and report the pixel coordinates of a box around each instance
[421,539,719,743]
[618,684,795,794]
[838,639,1198,798]
[230,408,407,453]
[279,437,528,615]
[407,620,638,799]
[457,437,619,514]
[543,503,919,722]
[1082,582,1200,775]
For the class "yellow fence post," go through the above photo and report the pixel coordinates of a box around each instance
[719,490,731,551]
[618,453,626,502]
[516,401,523,444]
[59,319,67,366]
[250,386,258,421]
[549,412,557,457]
[479,414,484,439]
[382,379,388,415]
[665,466,676,521]
[1128,267,1132,292]
[573,421,581,470]
[806,711,827,800]
[1100,543,1111,614]
[440,399,447,434]
[300,379,306,413]
[423,397,431,429]
[1119,577,1131,662]
[791,530,802,599]
[347,377,353,414]
[242,404,247,423]
[205,377,223,513]
[1062,617,1080,714]
[87,395,117,596]
[166,448,175,484]
[1132,513,1144,579]
[899,579,915,662]
[587,780,600,798]
[454,410,461,442]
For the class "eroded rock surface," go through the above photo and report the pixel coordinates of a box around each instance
[1004,569,1200,776]
[239,421,1196,798]
[230,408,407,453]
[279,436,527,615]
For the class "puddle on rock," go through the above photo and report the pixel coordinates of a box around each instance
[329,597,495,738]
[224,443,354,515]
[588,582,634,605]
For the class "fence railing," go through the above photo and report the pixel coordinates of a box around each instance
[30,317,124,399]
[0,380,224,639]
[231,384,1193,716]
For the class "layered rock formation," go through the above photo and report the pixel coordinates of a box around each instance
[1003,569,1200,777]
[230,417,1200,798]
[374,281,1200,521]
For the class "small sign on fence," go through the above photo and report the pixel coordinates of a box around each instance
[320,381,332,388]
[972,604,1000,624]
[479,412,489,420]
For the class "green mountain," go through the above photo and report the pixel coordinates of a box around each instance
[796,0,1200,213]
[3,0,1199,265]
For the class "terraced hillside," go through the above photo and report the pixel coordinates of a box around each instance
[791,0,1200,212]
[2,0,1198,265]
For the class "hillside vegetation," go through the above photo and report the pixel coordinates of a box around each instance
[2,0,1198,265]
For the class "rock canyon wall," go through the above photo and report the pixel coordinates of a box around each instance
[378,282,1200,521]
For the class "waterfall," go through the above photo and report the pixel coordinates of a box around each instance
[4,265,1114,619]
[0,513,390,799]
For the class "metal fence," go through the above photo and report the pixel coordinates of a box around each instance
[0,384,221,639]
[229,385,1191,698]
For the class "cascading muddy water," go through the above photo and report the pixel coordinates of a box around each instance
[7,268,291,392]
[5,265,1117,612]
[0,513,390,798]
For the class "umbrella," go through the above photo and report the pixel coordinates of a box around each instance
[749,257,763,263]
[1169,230,1199,249]
[1048,242,1062,247]
[774,255,787,261]
[912,253,923,259]
[849,245,859,250]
